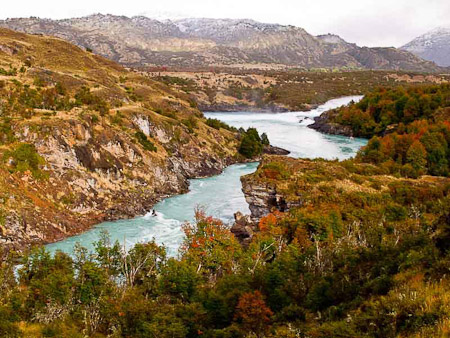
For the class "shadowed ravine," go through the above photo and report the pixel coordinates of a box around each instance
[47,96,367,256]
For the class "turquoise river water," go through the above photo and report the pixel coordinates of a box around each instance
[47,96,366,256]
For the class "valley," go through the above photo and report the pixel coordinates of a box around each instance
[47,96,365,256]
[0,28,246,249]
[0,10,448,337]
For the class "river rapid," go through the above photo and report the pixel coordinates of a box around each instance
[47,96,366,256]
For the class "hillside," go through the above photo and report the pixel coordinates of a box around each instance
[148,69,449,112]
[232,154,450,337]
[402,27,450,67]
[0,15,444,72]
[0,28,245,249]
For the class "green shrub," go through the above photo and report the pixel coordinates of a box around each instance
[3,143,45,178]
[0,118,15,145]
[135,131,157,152]
[238,128,264,158]
[182,116,198,133]
[206,118,236,131]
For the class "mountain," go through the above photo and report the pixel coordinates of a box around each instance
[0,27,244,249]
[401,27,450,67]
[0,14,443,72]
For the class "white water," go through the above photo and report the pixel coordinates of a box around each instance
[204,96,366,160]
[47,96,366,256]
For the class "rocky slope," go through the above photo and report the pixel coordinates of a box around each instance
[0,15,443,72]
[402,27,450,67]
[0,28,243,249]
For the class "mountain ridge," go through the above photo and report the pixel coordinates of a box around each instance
[401,26,450,67]
[0,14,443,72]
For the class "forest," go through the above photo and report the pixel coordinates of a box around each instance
[332,85,450,178]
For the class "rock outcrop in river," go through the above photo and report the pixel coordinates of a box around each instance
[308,108,354,136]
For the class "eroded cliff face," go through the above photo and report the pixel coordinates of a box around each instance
[0,28,240,249]
[0,109,239,249]
[240,157,303,223]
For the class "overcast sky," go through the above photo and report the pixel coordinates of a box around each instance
[1,0,449,47]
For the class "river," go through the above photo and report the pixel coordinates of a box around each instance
[46,96,366,256]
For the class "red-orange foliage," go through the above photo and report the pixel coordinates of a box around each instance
[235,290,273,335]
[181,209,240,277]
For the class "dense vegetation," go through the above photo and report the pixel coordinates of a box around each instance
[0,163,448,337]
[331,85,450,178]
[334,84,450,138]
[238,128,268,159]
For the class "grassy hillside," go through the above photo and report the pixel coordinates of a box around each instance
[148,69,449,111]
[0,28,243,249]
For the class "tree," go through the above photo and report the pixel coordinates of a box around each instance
[234,291,273,337]
[406,140,427,175]
[181,209,241,283]
[120,241,166,288]
[261,132,270,146]
[239,128,263,158]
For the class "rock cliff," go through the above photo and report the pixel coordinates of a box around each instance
[240,156,303,222]
[0,28,240,249]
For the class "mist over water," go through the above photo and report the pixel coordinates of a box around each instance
[47,96,367,256]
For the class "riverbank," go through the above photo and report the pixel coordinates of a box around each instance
[46,96,365,255]
[44,146,286,253]
[0,28,248,251]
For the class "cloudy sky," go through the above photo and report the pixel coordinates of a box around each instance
[1,0,449,47]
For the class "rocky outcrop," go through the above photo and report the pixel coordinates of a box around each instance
[263,146,290,156]
[308,110,354,137]
[230,212,255,247]
[240,166,302,223]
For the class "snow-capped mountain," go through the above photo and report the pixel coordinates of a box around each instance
[0,14,442,71]
[401,27,450,67]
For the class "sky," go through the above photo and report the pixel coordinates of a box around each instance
[1,0,449,47]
